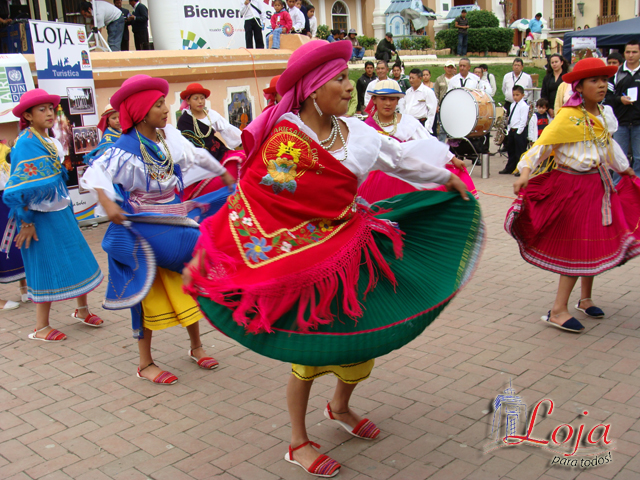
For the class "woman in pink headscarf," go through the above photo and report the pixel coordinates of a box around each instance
[185,41,484,476]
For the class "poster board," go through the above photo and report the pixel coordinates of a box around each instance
[29,20,104,224]
[0,54,35,124]
[150,0,274,51]
[571,37,600,64]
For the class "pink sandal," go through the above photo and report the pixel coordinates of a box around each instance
[70,306,103,327]
[188,345,219,370]
[324,402,380,440]
[28,326,66,342]
[284,441,340,478]
[136,362,178,385]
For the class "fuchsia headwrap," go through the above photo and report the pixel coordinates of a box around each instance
[119,90,165,133]
[242,40,353,160]
[563,80,583,108]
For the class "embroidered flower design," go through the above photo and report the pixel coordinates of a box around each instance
[243,236,272,263]
[306,224,316,233]
[318,219,334,233]
[229,211,239,221]
[241,217,253,227]
[260,157,298,194]
[280,241,292,253]
[23,163,38,177]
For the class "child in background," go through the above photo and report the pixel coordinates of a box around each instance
[267,0,292,49]
[306,5,317,38]
[287,0,305,33]
[500,85,529,174]
[528,98,552,143]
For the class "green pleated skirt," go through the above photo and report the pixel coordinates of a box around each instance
[197,190,484,366]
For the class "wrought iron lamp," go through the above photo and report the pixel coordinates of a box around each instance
[577,1,585,16]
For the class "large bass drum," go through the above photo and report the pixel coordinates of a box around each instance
[440,88,495,138]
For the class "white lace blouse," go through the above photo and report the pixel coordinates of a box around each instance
[80,124,227,213]
[283,113,452,186]
[517,106,630,173]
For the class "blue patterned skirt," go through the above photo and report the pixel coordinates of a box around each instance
[21,206,103,303]
[0,193,25,283]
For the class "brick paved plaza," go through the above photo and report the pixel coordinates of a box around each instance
[1,154,639,480]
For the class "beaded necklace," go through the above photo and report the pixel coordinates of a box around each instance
[374,112,398,136]
[192,109,213,139]
[29,127,58,159]
[297,113,348,162]
[580,103,609,149]
[136,129,175,181]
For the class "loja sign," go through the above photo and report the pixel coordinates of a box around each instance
[149,0,274,51]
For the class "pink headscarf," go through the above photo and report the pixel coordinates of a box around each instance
[242,58,349,160]
[119,90,165,133]
[563,80,583,107]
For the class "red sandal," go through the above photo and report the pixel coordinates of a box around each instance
[70,306,104,328]
[188,345,219,370]
[28,326,66,342]
[324,402,380,440]
[136,362,178,385]
[284,441,340,478]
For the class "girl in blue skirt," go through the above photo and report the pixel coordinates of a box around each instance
[3,89,105,342]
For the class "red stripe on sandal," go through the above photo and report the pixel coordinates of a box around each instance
[45,329,66,341]
[353,419,380,439]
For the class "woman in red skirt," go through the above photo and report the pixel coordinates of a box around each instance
[506,58,640,333]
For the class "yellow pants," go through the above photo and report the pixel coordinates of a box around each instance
[292,359,375,384]
[142,267,201,331]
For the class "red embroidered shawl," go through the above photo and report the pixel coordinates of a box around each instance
[191,119,403,333]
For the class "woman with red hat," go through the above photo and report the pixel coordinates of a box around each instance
[263,74,282,108]
[80,75,235,384]
[3,88,105,342]
[506,57,640,333]
[184,40,484,476]
[177,83,245,200]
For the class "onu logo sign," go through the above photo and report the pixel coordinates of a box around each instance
[32,24,75,48]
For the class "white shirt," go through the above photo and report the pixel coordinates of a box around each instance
[507,99,529,134]
[184,109,243,149]
[364,78,382,109]
[80,124,227,216]
[289,6,305,31]
[527,112,552,142]
[282,113,452,186]
[482,72,497,96]
[241,0,261,20]
[518,107,629,174]
[402,84,437,133]
[502,71,533,103]
[308,15,317,37]
[476,78,493,97]
[94,0,124,28]
[447,73,480,91]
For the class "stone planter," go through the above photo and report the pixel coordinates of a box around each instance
[365,49,374,57]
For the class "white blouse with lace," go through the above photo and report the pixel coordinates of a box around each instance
[184,108,243,149]
[283,113,452,186]
[517,106,630,173]
[80,124,227,214]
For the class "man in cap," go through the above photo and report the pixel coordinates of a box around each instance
[375,32,397,63]
[348,29,364,61]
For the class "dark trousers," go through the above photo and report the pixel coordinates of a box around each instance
[133,30,150,50]
[244,18,264,49]
[121,25,129,51]
[505,128,528,173]
[375,51,394,63]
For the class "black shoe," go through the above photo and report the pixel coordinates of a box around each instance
[514,172,521,177]
[498,169,512,174]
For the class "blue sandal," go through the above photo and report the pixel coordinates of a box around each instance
[541,311,584,333]
[575,298,604,318]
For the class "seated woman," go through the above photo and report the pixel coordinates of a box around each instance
[184,40,484,476]
[80,74,235,384]
[177,83,245,200]
[359,79,477,204]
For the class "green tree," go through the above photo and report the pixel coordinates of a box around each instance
[467,10,500,28]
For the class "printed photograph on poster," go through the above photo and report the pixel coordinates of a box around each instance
[228,91,253,130]
[76,165,90,194]
[72,126,99,154]
[67,87,95,115]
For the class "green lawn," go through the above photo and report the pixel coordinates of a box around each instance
[350,63,547,106]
